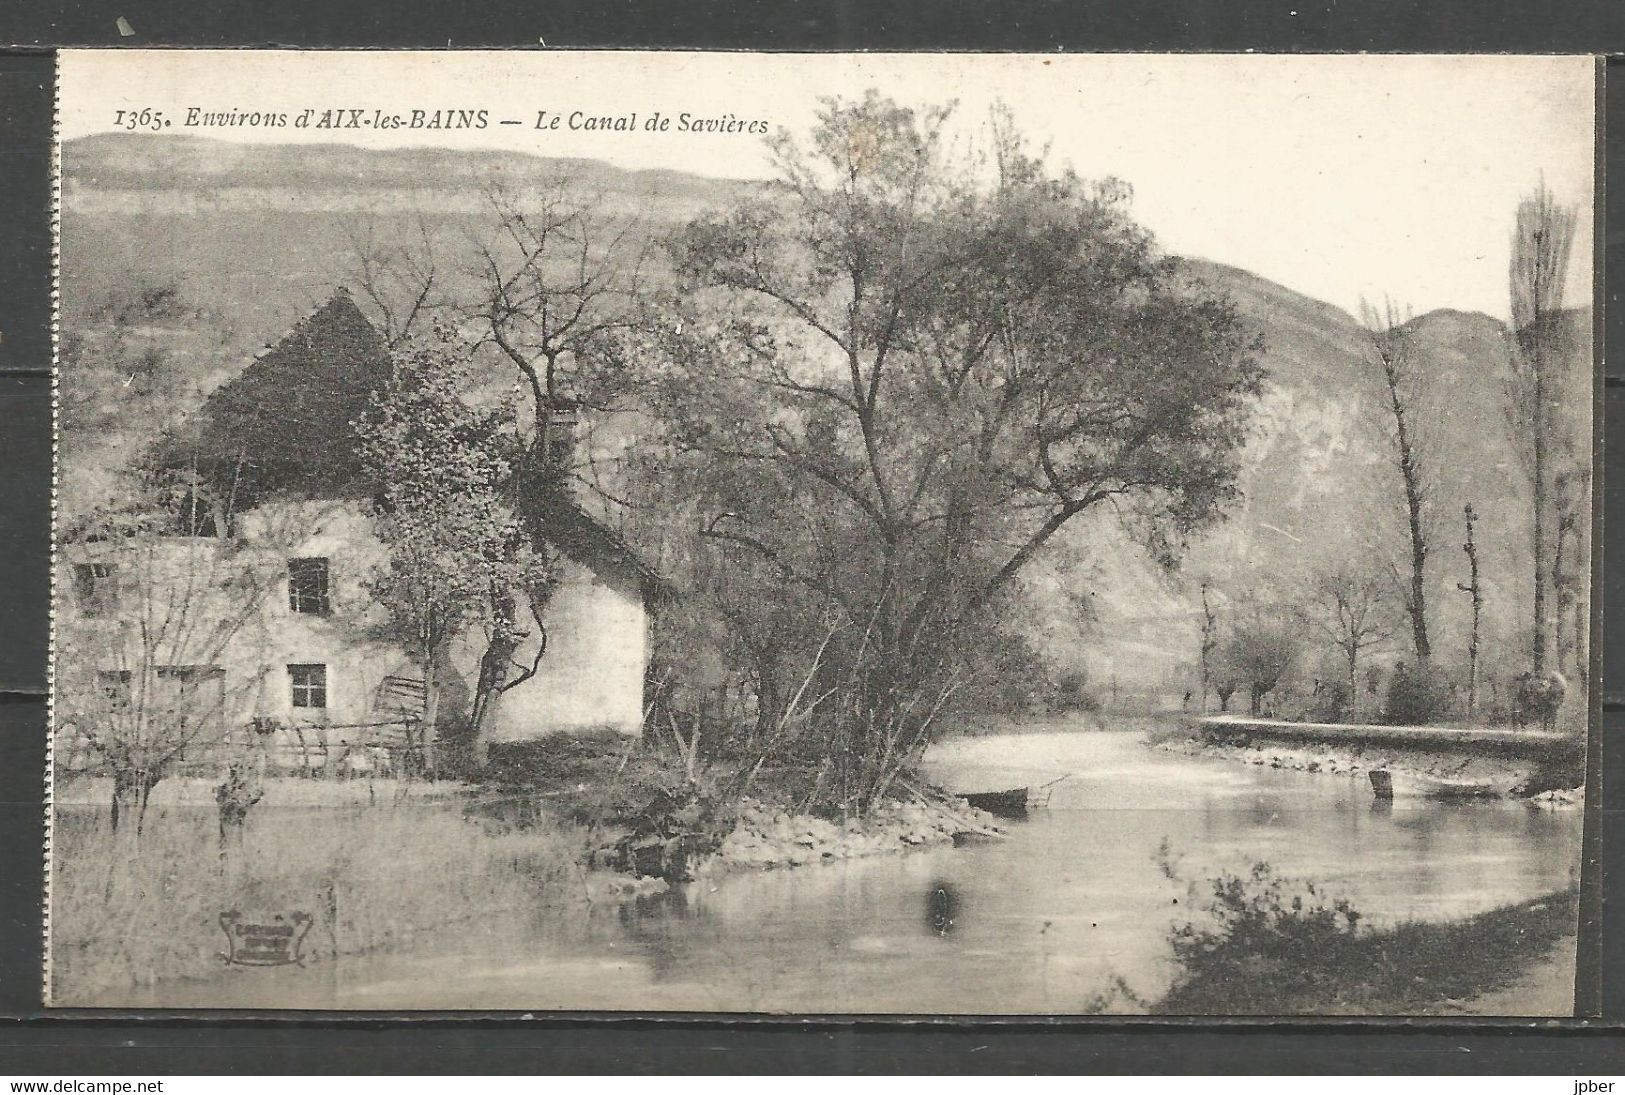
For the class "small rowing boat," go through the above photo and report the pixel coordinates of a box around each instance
[957,786,1030,818]
[954,774,1070,819]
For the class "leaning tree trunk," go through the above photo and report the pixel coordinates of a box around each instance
[752,661,783,747]
[468,590,523,763]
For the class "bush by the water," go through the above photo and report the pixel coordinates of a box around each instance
[1053,670,1100,714]
[477,730,991,882]
[1156,858,1578,1015]
[480,730,742,881]
[1383,660,1454,725]
[1305,677,1351,723]
[481,728,660,817]
[1161,862,1362,1012]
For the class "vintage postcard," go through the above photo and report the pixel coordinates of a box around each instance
[48,50,1597,1015]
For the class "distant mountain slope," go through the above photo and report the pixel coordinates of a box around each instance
[60,133,1592,694]
[1067,257,1589,694]
[66,132,749,200]
[62,133,753,344]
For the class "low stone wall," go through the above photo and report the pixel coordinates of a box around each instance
[1192,716,1582,764]
[1169,716,1584,797]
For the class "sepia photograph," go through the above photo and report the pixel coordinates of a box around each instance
[47,50,1597,1015]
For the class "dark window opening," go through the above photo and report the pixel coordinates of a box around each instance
[157,664,225,685]
[97,670,132,708]
[288,557,332,616]
[73,562,119,618]
[289,663,328,709]
[154,665,227,717]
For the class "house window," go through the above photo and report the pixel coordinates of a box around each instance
[154,665,226,717]
[289,663,328,710]
[97,670,132,708]
[288,557,331,616]
[72,562,119,618]
[157,664,224,688]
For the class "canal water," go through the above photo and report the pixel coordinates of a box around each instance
[144,721,1581,1013]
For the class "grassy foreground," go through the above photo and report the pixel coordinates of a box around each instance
[1154,864,1578,1016]
[50,792,593,1004]
[49,755,997,1005]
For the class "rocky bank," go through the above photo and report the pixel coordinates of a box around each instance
[710,796,1005,873]
[1156,731,1583,806]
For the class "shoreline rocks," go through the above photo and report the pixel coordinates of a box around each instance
[709,796,1003,873]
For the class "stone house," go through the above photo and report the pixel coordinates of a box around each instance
[57,293,659,774]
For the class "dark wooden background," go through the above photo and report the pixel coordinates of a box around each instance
[1,6,1623,1069]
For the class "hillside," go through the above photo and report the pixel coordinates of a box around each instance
[59,133,1592,698]
[62,134,753,348]
[1068,259,1589,697]
[65,131,747,202]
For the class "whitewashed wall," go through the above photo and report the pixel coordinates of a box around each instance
[58,498,649,771]
[471,557,649,743]
[235,501,404,728]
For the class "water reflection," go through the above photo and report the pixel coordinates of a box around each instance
[618,886,697,925]
[925,881,962,936]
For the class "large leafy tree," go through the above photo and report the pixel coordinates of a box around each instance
[642,94,1265,810]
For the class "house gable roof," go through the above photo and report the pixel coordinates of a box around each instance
[179,294,665,600]
[181,289,392,504]
[527,486,671,603]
